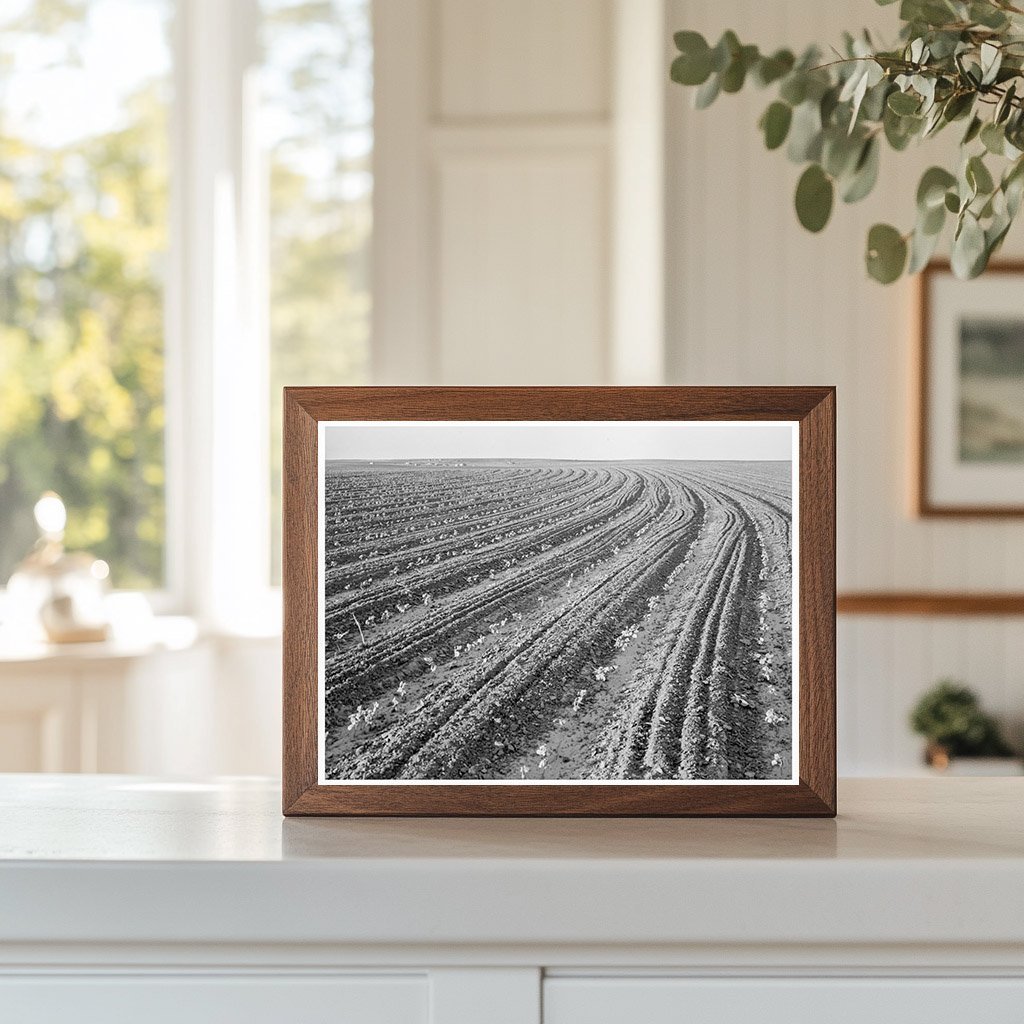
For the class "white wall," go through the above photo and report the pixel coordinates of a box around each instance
[665,0,1024,771]
[164,0,1024,779]
[373,0,665,387]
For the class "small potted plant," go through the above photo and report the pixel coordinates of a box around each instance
[909,680,1020,774]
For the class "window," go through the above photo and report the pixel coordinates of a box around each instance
[0,0,172,589]
[0,0,373,616]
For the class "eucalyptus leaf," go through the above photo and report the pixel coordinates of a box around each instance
[903,0,959,28]
[710,31,740,73]
[787,100,823,162]
[840,59,885,130]
[967,154,995,195]
[922,104,945,137]
[820,85,841,126]
[917,166,957,210]
[962,115,983,145]
[842,137,880,203]
[908,221,942,273]
[958,159,978,206]
[674,29,707,52]
[1004,158,1024,216]
[721,44,759,93]
[996,82,1017,124]
[884,106,922,150]
[1006,174,1024,218]
[760,101,793,150]
[981,121,1006,155]
[866,223,908,283]
[942,91,974,122]
[795,164,834,232]
[951,211,987,278]
[779,73,807,106]
[861,79,892,122]
[980,42,1003,86]
[888,90,921,115]
[913,74,937,111]
[671,50,712,87]
[921,200,946,235]
[927,30,963,60]
[970,2,1009,29]
[822,128,864,178]
[754,49,795,87]
[694,73,721,109]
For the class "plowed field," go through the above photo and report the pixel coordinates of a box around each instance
[322,459,793,781]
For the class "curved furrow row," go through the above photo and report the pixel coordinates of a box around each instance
[324,464,592,569]
[322,468,670,718]
[325,462,569,529]
[593,461,792,781]
[675,527,756,778]
[336,474,699,779]
[396,478,699,778]
[596,486,744,779]
[323,466,633,624]
[685,463,791,550]
[323,467,644,672]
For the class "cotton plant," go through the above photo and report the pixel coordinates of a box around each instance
[670,0,1024,282]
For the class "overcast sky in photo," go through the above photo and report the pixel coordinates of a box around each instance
[323,420,796,462]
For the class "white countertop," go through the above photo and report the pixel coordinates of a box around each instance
[1,775,1022,951]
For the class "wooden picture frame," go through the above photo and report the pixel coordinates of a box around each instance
[916,260,1024,517]
[283,387,836,817]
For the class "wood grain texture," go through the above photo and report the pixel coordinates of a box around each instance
[282,387,836,817]
[838,592,1024,616]
[799,389,837,813]
[916,260,1024,518]
[282,392,319,812]
[287,385,833,422]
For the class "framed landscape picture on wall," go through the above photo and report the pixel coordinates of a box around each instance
[282,387,836,817]
[918,262,1024,516]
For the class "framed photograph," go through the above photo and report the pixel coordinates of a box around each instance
[283,387,835,816]
[917,261,1024,516]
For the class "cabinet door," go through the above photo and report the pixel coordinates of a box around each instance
[544,977,1024,1024]
[0,974,427,1024]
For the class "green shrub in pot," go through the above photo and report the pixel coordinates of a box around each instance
[909,680,1015,764]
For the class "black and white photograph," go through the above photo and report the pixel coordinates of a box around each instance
[318,420,798,785]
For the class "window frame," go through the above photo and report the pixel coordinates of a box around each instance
[166,0,280,633]
[2,0,371,634]
[0,0,185,617]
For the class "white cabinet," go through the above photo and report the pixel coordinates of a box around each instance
[544,977,1024,1024]
[6,973,1024,1024]
[0,624,282,777]
[0,632,209,773]
[1,975,427,1024]
[1,777,1022,1024]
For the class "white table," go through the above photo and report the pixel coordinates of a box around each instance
[1,775,1022,1023]
[0,619,202,773]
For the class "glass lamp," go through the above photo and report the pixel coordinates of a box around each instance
[5,493,111,644]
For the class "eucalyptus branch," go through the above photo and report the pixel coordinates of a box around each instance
[670,0,1024,283]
